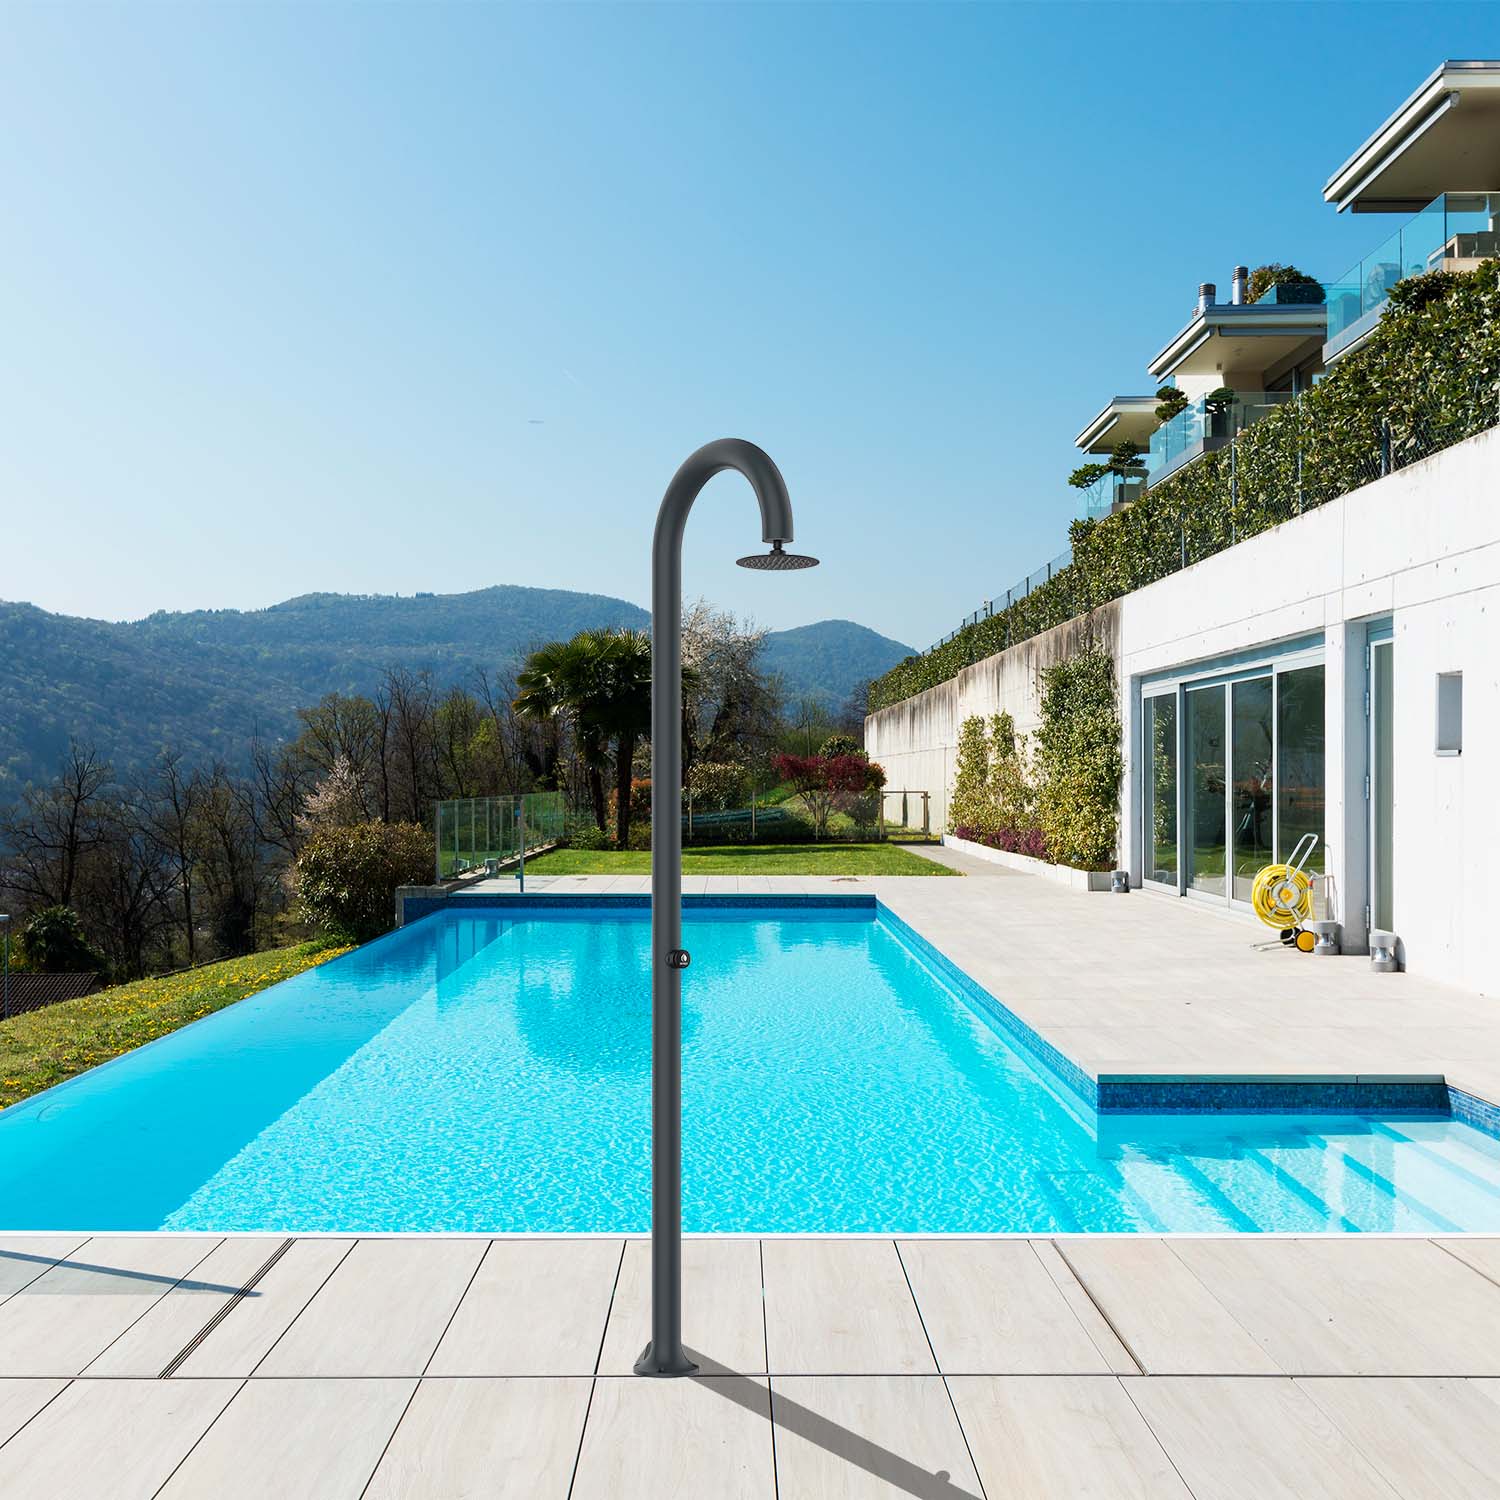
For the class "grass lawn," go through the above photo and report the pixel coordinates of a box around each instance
[524,842,956,876]
[0,940,350,1111]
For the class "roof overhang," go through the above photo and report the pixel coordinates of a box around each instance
[1324,60,1500,212]
[1074,397,1160,453]
[1147,305,1328,382]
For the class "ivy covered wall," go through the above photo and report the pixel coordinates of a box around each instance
[869,261,1500,713]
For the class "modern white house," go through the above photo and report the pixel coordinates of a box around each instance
[867,62,1500,996]
[1323,59,1500,363]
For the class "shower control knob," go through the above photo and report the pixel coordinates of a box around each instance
[666,949,691,970]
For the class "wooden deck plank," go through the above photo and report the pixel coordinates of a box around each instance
[0,1378,238,1500]
[255,1238,484,1377]
[761,1241,933,1375]
[427,1238,621,1377]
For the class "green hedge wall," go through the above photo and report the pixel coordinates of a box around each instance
[868,261,1500,713]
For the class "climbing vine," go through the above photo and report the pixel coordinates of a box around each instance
[870,260,1500,712]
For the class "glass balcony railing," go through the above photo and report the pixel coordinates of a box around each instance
[1077,468,1146,520]
[1253,280,1328,306]
[1326,192,1500,346]
[1146,390,1295,485]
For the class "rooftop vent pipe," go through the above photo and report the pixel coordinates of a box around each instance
[1196,282,1216,315]
[1231,265,1249,305]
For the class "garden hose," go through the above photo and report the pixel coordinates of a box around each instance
[1250,833,1320,948]
[1252,864,1315,929]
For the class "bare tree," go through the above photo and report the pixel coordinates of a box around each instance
[138,749,202,963]
[0,740,112,907]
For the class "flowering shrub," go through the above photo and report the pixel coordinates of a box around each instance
[295,820,435,941]
[952,824,1049,860]
[772,751,887,837]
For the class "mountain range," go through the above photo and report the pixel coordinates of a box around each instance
[0,586,912,790]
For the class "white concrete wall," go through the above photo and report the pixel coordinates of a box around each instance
[1115,424,1500,994]
[869,425,1500,997]
[865,606,1120,833]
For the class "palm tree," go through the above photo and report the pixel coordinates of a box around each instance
[586,629,652,847]
[514,634,613,830]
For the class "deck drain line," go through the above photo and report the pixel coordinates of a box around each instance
[158,1237,295,1378]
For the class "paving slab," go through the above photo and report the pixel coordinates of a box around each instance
[255,1238,484,1377]
[427,1237,622,1376]
[1055,1238,1279,1375]
[1297,1376,1500,1500]
[0,1235,221,1377]
[1126,1375,1403,1500]
[156,1377,414,1499]
[172,1237,353,1377]
[85,1235,285,1377]
[571,1375,773,1500]
[762,1239,933,1375]
[0,1377,239,1500]
[1171,1237,1500,1374]
[600,1237,765,1376]
[770,1375,982,1500]
[948,1375,1191,1499]
[897,1239,1113,1374]
[364,1376,591,1500]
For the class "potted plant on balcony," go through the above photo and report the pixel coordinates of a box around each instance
[1154,385,1188,423]
[1202,387,1237,440]
[1108,440,1147,509]
[1248,263,1325,305]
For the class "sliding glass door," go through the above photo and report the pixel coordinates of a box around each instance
[1185,684,1227,897]
[1144,656,1325,909]
[1142,693,1178,887]
[1370,641,1394,931]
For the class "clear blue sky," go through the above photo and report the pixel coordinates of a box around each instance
[3,2,1495,649]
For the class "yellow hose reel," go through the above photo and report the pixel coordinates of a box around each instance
[1250,834,1319,952]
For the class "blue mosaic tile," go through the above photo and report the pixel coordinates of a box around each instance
[873,902,1099,1111]
[1097,1078,1450,1115]
[1449,1086,1500,1137]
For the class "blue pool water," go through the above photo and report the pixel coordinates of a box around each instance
[4,903,1500,1232]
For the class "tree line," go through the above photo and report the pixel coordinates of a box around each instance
[0,604,865,981]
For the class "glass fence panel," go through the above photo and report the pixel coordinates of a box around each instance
[433,792,567,881]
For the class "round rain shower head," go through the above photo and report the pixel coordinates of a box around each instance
[736,540,819,571]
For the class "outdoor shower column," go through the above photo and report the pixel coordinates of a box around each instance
[635,440,815,1377]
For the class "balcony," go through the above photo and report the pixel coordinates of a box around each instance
[1325,192,1500,360]
[1076,468,1146,521]
[1146,389,1295,488]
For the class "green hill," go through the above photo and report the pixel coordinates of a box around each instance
[0,587,910,789]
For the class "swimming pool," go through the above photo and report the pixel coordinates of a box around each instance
[3,900,1500,1233]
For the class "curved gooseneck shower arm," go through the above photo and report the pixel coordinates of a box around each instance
[636,439,813,1379]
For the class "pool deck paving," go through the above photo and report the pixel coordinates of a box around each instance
[9,853,1500,1493]
[5,1232,1500,1495]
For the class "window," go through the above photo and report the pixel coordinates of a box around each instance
[1436,672,1463,755]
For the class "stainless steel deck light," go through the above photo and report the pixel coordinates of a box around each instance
[635,439,816,1378]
